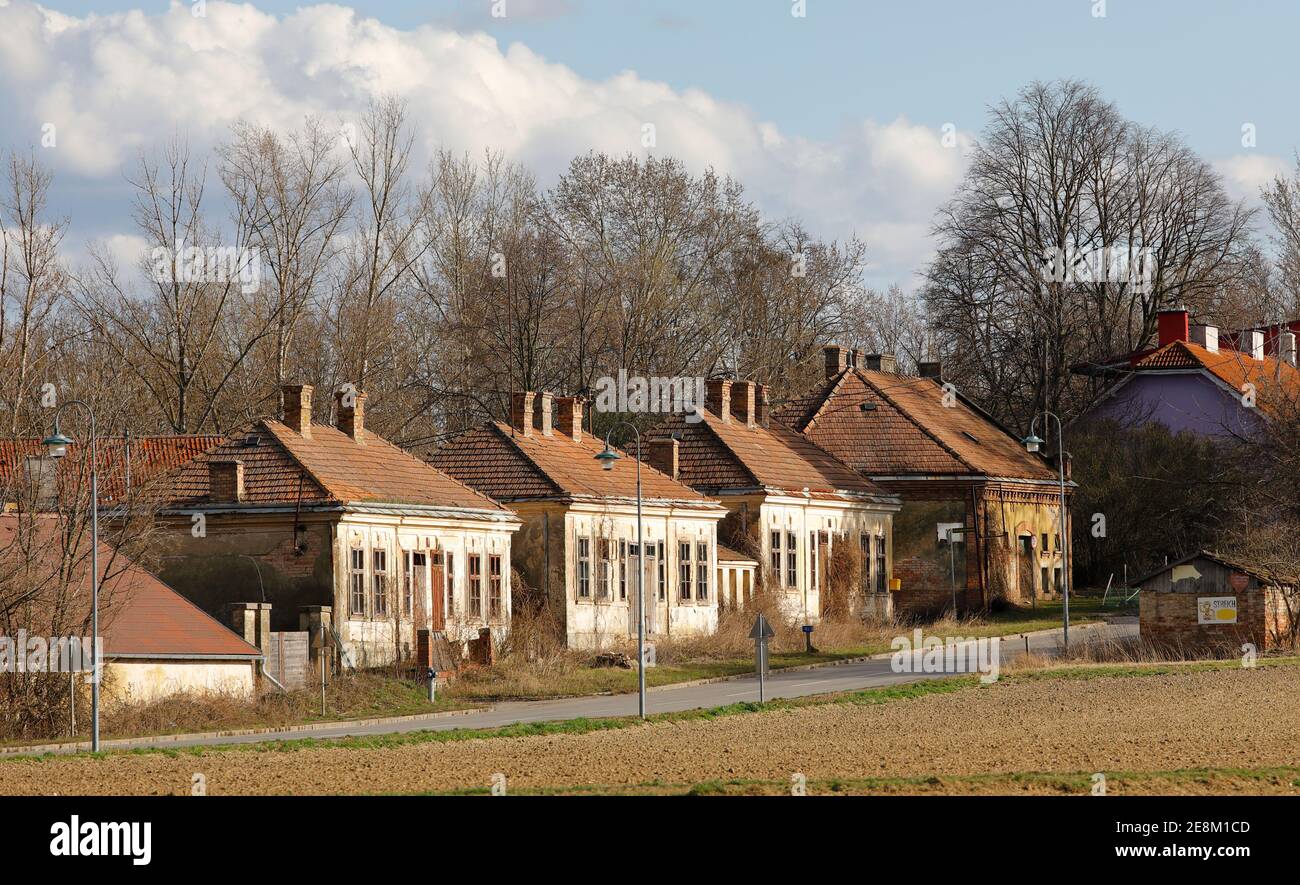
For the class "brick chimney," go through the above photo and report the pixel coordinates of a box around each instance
[648,437,679,480]
[282,384,313,438]
[862,354,897,373]
[731,381,757,427]
[705,378,732,423]
[1189,323,1219,353]
[754,384,770,427]
[556,396,584,442]
[336,389,366,443]
[533,391,554,436]
[823,345,849,380]
[1157,308,1190,347]
[918,361,943,381]
[209,459,245,503]
[510,391,535,437]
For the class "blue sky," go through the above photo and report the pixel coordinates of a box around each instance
[7,0,1300,286]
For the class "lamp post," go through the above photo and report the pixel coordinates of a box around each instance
[1022,412,1071,651]
[594,423,646,719]
[42,401,100,751]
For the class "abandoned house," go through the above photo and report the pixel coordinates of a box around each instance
[646,378,901,622]
[154,384,521,667]
[0,514,263,704]
[429,391,728,649]
[775,345,1072,614]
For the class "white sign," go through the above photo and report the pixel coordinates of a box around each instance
[1197,596,1238,625]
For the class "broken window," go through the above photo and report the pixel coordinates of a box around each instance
[875,534,887,593]
[488,554,503,619]
[469,554,483,618]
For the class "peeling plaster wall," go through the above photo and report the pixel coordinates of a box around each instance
[104,659,256,706]
[752,495,896,624]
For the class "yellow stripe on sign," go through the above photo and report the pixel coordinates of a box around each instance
[1216,609,1236,621]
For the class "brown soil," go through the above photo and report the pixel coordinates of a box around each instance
[4,667,1298,795]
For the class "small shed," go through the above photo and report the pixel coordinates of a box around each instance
[1136,551,1297,653]
[717,544,758,612]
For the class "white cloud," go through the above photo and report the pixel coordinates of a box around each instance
[1214,154,1292,203]
[0,0,970,288]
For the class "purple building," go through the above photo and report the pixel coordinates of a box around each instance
[1078,309,1299,438]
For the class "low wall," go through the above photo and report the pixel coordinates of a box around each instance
[105,659,257,706]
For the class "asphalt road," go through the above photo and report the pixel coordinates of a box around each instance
[16,618,1137,756]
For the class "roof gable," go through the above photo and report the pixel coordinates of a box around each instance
[1133,340,1300,416]
[776,368,1055,481]
[650,409,895,501]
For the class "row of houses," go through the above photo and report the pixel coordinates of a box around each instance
[3,347,1073,686]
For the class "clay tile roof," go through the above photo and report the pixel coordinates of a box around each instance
[0,436,223,504]
[717,543,758,564]
[0,515,260,658]
[646,409,897,504]
[164,420,509,513]
[1133,340,1300,415]
[430,422,722,508]
[775,368,1055,481]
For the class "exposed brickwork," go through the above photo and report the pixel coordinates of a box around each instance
[1141,589,1277,652]
[282,384,313,437]
[556,396,583,442]
[208,459,244,503]
[647,437,679,480]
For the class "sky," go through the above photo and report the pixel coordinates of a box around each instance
[2,0,1298,289]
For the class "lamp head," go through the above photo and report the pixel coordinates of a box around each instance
[594,444,621,471]
[1022,433,1044,454]
[42,431,73,460]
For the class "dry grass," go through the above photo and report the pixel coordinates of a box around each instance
[67,673,465,744]
[1002,629,1297,674]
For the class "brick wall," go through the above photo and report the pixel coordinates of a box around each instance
[893,555,957,616]
[1140,588,1273,653]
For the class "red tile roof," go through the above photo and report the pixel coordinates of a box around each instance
[0,515,261,659]
[646,408,898,504]
[1131,340,1300,415]
[0,436,223,504]
[163,420,509,513]
[775,368,1056,481]
[430,422,723,508]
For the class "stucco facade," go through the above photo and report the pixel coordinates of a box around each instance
[105,659,257,706]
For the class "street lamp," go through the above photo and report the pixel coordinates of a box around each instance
[594,425,646,719]
[1022,414,1070,650]
[42,402,101,752]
